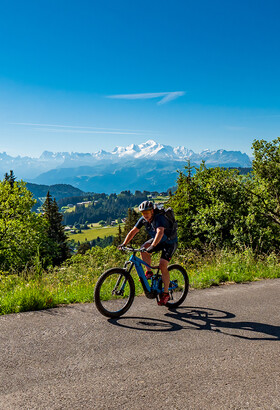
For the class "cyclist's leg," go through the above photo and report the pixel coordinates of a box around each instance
[159,242,178,293]
[141,239,153,267]
[159,258,170,293]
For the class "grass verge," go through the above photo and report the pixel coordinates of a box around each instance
[1,247,280,315]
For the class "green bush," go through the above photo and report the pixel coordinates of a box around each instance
[0,180,51,271]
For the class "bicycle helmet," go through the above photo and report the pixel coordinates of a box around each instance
[139,200,154,212]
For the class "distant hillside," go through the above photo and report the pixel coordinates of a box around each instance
[31,162,254,194]
[26,183,84,201]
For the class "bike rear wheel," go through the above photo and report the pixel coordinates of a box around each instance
[94,268,135,318]
[166,264,189,308]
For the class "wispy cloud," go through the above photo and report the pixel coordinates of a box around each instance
[9,122,157,135]
[107,91,185,104]
[31,128,147,136]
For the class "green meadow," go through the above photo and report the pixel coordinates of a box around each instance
[66,224,123,243]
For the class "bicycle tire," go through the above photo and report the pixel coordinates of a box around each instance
[166,264,189,308]
[94,268,135,318]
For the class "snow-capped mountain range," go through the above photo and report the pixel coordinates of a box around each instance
[0,140,252,193]
[36,139,192,161]
[36,139,251,164]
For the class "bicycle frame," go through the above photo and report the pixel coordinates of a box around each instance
[122,248,162,299]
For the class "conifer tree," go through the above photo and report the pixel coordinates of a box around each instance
[113,224,122,246]
[121,208,149,246]
[4,170,16,187]
[77,242,91,254]
[122,208,137,238]
[42,191,70,265]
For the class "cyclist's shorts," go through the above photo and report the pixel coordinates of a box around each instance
[144,239,178,262]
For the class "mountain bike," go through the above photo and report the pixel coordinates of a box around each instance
[94,247,189,318]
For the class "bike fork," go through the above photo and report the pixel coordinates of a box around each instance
[113,263,133,296]
[112,275,128,296]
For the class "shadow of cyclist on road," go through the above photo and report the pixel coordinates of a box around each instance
[109,306,279,341]
[165,306,280,341]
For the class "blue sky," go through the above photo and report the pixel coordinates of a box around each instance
[0,0,279,157]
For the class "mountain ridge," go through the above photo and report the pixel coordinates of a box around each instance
[0,140,252,193]
[0,139,251,170]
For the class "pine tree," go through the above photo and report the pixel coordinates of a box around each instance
[122,208,149,246]
[4,170,16,187]
[113,224,122,246]
[122,208,136,238]
[42,191,70,265]
[77,242,91,254]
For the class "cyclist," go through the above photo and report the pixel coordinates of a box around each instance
[119,200,178,306]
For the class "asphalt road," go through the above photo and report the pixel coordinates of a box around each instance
[0,279,279,410]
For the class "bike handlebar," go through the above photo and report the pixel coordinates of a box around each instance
[119,246,147,253]
[120,246,160,270]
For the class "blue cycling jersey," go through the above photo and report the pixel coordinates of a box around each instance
[135,213,177,244]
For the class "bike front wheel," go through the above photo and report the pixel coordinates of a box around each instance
[166,264,189,308]
[94,268,135,318]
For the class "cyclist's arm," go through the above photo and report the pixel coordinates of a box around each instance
[122,226,139,246]
[151,227,164,247]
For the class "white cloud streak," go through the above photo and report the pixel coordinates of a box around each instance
[31,127,148,136]
[9,122,157,134]
[107,91,185,104]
